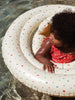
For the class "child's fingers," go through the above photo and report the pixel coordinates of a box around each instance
[43,64,55,73]
[50,66,55,73]
[43,65,46,70]
[48,66,52,72]
[51,66,55,73]
[47,65,54,73]
[47,65,50,72]
[43,65,50,71]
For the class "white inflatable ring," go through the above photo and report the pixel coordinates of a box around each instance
[2,5,75,97]
[32,17,75,74]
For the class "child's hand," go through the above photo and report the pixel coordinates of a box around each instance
[43,62,57,73]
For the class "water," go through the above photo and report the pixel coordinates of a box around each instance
[0,0,75,100]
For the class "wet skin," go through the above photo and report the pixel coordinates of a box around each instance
[35,33,62,73]
[35,32,75,73]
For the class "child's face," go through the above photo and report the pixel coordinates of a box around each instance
[50,32,62,47]
[50,31,75,54]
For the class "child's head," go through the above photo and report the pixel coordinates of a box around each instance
[51,10,75,53]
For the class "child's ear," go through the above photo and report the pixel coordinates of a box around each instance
[40,23,52,37]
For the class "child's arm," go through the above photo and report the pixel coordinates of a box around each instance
[35,38,56,73]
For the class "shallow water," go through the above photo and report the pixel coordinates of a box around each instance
[0,0,75,100]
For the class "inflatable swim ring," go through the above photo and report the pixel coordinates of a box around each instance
[32,17,75,74]
[2,5,75,97]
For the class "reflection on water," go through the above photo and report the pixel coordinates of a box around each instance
[0,0,75,99]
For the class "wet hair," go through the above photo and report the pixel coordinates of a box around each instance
[40,10,75,53]
[51,10,75,53]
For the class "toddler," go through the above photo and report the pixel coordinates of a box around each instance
[35,10,75,73]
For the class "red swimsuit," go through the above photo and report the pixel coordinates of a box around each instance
[43,36,75,63]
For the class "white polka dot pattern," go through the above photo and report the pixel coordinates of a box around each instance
[2,5,75,97]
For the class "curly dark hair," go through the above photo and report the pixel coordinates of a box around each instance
[51,10,75,53]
